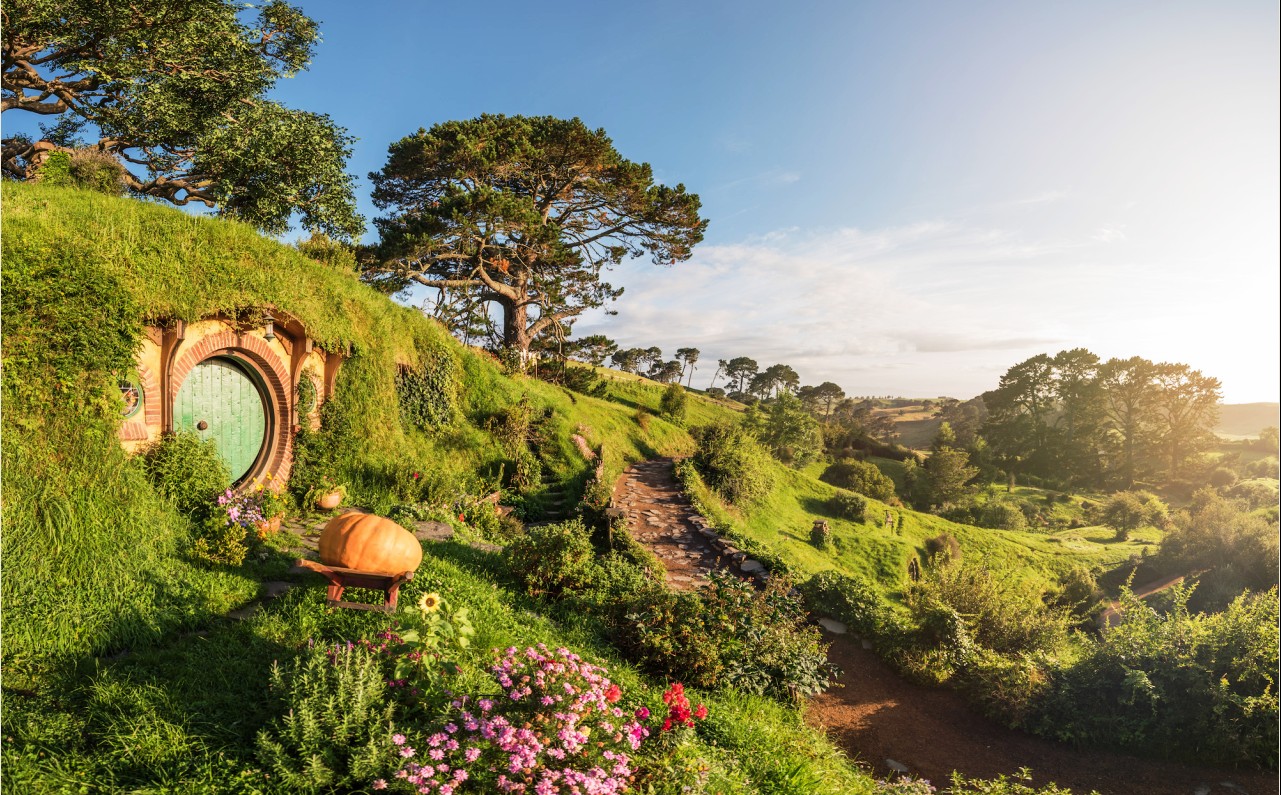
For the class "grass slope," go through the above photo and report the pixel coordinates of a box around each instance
[1,184,874,793]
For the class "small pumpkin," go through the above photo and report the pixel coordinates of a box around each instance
[318,513,423,574]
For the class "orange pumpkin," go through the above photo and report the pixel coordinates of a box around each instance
[318,513,423,574]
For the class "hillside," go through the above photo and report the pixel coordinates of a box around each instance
[0,183,872,794]
[4,183,1274,793]
[1215,402,1280,438]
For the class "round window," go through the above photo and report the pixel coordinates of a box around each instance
[119,374,143,419]
[296,374,318,415]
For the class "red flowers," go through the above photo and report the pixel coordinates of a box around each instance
[659,683,707,731]
[604,684,622,703]
[458,513,466,523]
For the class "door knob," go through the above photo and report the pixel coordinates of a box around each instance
[196,420,208,430]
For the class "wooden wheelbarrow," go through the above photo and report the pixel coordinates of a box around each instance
[294,559,414,613]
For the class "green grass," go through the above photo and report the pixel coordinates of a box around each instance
[688,455,1157,600]
[1,540,871,794]
[1,184,874,793]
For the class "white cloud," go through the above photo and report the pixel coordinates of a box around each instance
[571,212,1277,401]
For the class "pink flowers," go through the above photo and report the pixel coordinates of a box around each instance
[385,646,647,793]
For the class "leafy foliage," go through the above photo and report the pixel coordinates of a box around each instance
[659,382,689,425]
[820,458,896,502]
[140,431,232,519]
[255,644,398,792]
[504,519,596,596]
[800,571,895,639]
[395,349,460,429]
[2,0,363,237]
[367,114,706,355]
[690,420,776,505]
[827,491,868,522]
[1100,490,1167,541]
[1032,586,1279,766]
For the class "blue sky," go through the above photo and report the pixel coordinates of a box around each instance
[16,1,1280,401]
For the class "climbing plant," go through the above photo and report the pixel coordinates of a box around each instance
[395,348,458,429]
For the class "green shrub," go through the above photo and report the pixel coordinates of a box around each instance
[978,500,1028,531]
[948,769,1077,794]
[255,644,397,792]
[192,513,250,566]
[659,382,688,425]
[800,571,894,639]
[1245,456,1279,479]
[956,647,1051,727]
[820,458,896,502]
[923,533,961,565]
[560,363,608,397]
[907,561,1068,658]
[691,420,775,505]
[612,572,835,699]
[140,431,231,519]
[505,518,595,596]
[1030,586,1279,767]
[1227,478,1280,510]
[827,490,867,522]
[36,150,127,195]
[394,349,459,429]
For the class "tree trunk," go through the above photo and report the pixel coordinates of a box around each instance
[499,298,533,369]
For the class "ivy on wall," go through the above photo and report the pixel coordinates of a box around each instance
[395,348,458,429]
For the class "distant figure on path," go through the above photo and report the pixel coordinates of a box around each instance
[884,510,893,529]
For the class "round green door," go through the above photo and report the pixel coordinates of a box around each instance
[174,357,268,482]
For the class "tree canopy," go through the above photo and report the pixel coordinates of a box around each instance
[366,114,706,359]
[2,0,363,238]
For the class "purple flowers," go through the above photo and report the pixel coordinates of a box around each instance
[385,646,649,793]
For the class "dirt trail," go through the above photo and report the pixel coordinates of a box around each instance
[614,459,1277,795]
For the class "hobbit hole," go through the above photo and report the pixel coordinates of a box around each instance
[118,312,341,485]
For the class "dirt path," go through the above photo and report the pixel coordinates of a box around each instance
[614,459,1277,795]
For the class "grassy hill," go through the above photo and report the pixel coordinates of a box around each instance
[0,183,871,793]
[1215,402,1280,438]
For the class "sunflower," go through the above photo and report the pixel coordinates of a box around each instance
[417,592,442,613]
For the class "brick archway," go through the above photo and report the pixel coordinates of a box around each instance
[168,331,293,483]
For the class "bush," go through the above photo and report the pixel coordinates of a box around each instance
[1245,456,1279,479]
[659,382,688,425]
[140,431,231,519]
[504,518,595,596]
[923,533,961,565]
[255,644,398,792]
[827,491,867,522]
[1208,466,1239,489]
[800,571,894,639]
[907,561,1068,658]
[394,351,459,429]
[690,420,775,505]
[978,501,1028,532]
[616,573,836,699]
[36,149,126,194]
[1030,586,1279,767]
[192,513,250,566]
[1101,490,1167,541]
[706,386,726,400]
[820,458,896,502]
[1227,478,1280,510]
[956,648,1051,727]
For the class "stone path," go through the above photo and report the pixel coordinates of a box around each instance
[611,458,764,591]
